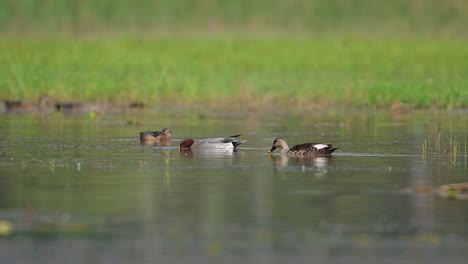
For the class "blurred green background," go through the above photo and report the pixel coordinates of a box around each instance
[2,0,468,35]
[1,0,467,109]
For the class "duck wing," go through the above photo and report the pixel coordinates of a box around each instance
[148,131,164,137]
[290,143,337,155]
[195,136,245,150]
[223,135,246,148]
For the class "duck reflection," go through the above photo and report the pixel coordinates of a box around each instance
[180,148,239,158]
[179,136,243,160]
[140,140,172,147]
[270,155,331,177]
[179,148,241,169]
[180,148,194,158]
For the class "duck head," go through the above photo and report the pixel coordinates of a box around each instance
[180,138,195,149]
[162,128,173,139]
[268,137,287,153]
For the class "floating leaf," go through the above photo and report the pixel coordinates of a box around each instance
[437,183,468,200]
[0,220,14,236]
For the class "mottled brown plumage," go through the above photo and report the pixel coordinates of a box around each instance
[55,102,102,114]
[3,95,55,113]
[268,137,337,157]
[139,128,173,142]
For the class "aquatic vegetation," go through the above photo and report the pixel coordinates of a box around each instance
[422,139,427,161]
[0,220,13,236]
[448,135,458,163]
[437,183,468,200]
[422,131,467,164]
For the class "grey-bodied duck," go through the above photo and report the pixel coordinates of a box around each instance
[180,135,245,151]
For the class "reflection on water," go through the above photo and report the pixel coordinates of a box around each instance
[270,155,331,178]
[181,148,240,156]
[139,140,172,147]
[0,110,467,263]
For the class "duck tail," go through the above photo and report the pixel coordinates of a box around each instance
[232,140,246,149]
[327,147,338,154]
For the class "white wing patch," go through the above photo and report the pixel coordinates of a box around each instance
[313,144,329,150]
[224,144,234,150]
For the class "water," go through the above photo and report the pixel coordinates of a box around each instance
[0,109,467,264]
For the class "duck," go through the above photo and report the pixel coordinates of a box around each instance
[268,137,337,157]
[179,135,245,151]
[3,95,55,113]
[54,102,102,114]
[139,128,173,143]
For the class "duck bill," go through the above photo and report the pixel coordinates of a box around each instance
[268,146,276,153]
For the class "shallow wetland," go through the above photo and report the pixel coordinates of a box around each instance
[0,109,467,263]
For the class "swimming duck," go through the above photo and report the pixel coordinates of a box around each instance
[179,135,245,151]
[3,95,55,113]
[139,128,173,142]
[268,137,337,157]
[55,102,102,114]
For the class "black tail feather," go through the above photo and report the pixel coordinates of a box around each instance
[327,147,338,154]
[232,140,246,149]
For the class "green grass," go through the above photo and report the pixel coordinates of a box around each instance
[1,0,468,36]
[1,37,468,109]
[1,1,467,110]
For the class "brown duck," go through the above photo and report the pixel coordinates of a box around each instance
[268,137,337,157]
[139,128,173,143]
[3,95,54,113]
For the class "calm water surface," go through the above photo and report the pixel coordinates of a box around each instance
[0,109,467,264]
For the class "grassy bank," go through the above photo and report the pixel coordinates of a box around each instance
[2,0,468,36]
[1,37,467,109]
